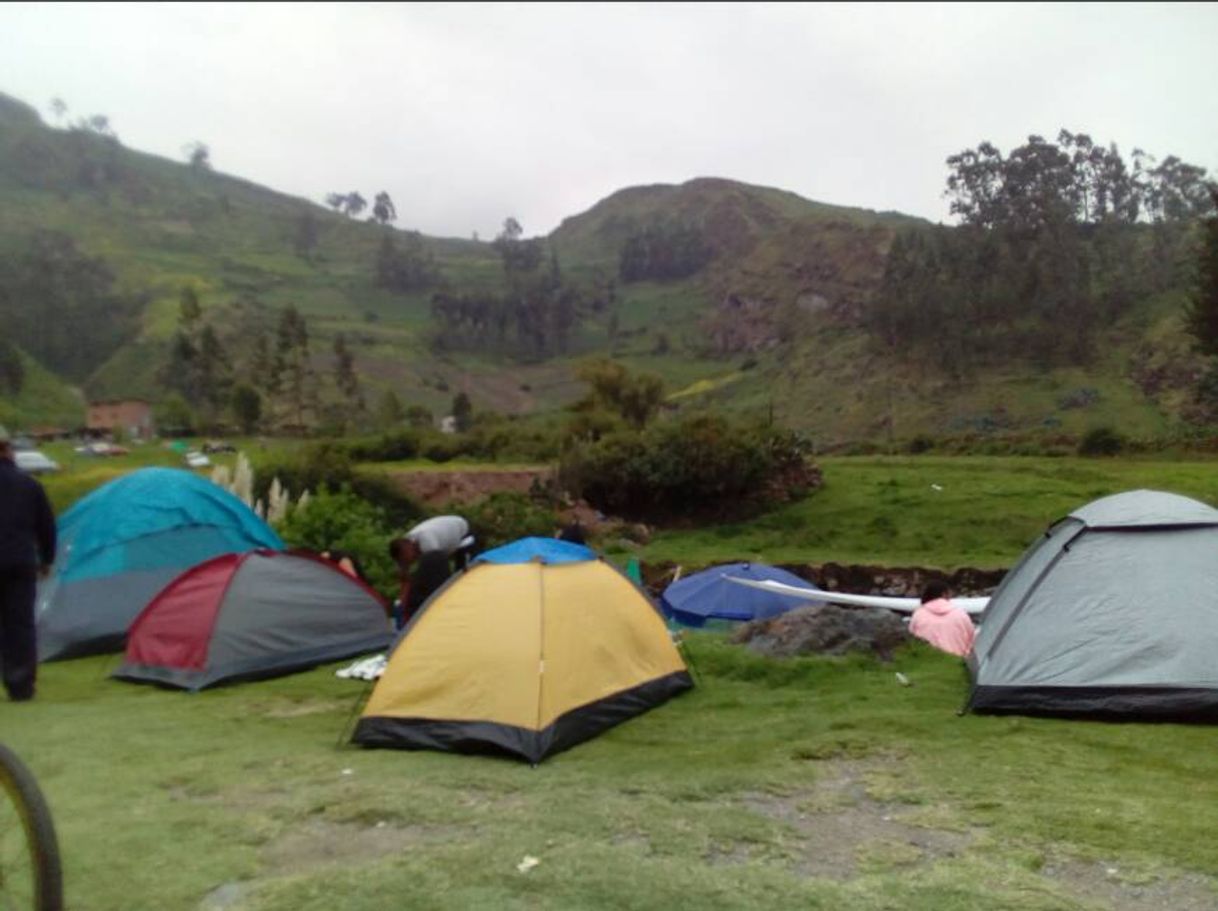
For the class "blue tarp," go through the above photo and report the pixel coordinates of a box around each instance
[661,562,822,628]
[474,537,595,565]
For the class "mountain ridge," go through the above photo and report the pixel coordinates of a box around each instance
[0,88,1206,444]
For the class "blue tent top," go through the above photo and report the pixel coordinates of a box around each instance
[474,537,595,566]
[661,562,821,627]
[55,467,284,583]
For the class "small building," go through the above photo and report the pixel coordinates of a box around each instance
[87,400,154,440]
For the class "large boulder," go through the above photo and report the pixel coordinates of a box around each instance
[731,604,910,661]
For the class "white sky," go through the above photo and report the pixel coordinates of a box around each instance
[3,2,1217,238]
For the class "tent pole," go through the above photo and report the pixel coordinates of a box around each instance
[335,677,376,749]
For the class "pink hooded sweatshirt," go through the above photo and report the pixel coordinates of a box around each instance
[909,598,976,657]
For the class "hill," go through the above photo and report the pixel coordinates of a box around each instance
[0,88,1210,445]
[0,91,510,420]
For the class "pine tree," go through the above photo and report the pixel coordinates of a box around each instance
[451,392,473,432]
[332,333,363,412]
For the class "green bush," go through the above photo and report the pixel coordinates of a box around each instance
[462,492,561,549]
[420,435,461,463]
[251,441,355,502]
[559,415,814,523]
[1078,426,1126,456]
[345,430,421,462]
[275,486,397,597]
[252,441,424,528]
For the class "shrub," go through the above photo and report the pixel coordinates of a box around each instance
[345,430,421,462]
[559,414,816,523]
[421,435,461,463]
[251,441,355,503]
[252,442,424,528]
[463,492,561,549]
[275,486,397,597]
[1078,426,1126,456]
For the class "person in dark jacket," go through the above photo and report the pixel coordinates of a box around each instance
[0,433,57,701]
[387,536,457,629]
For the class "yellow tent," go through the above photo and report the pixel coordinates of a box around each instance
[353,538,692,763]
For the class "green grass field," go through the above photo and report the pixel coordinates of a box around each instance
[638,454,1218,569]
[10,451,1218,908]
[4,641,1217,911]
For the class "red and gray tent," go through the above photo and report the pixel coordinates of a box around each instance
[114,550,391,691]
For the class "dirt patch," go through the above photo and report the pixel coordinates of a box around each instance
[736,761,972,880]
[1039,858,1218,911]
[384,468,553,507]
[738,761,1218,908]
[249,697,354,719]
[260,819,466,876]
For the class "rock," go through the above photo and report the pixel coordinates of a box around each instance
[731,604,911,661]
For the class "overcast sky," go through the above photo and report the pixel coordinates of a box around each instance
[3,2,1217,239]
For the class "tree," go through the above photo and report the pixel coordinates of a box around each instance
[493,217,542,273]
[574,359,664,429]
[619,222,713,282]
[0,338,23,394]
[272,304,317,429]
[156,392,195,435]
[230,384,262,434]
[247,328,273,392]
[196,325,232,419]
[451,392,473,432]
[343,192,367,219]
[162,329,199,403]
[375,390,405,428]
[332,333,363,411]
[179,285,202,329]
[183,141,211,170]
[325,192,346,213]
[1187,188,1218,358]
[376,232,439,292]
[161,280,231,426]
[372,191,397,225]
[49,97,68,125]
[78,114,116,140]
[405,404,434,428]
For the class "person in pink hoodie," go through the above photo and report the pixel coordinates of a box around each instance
[909,582,976,658]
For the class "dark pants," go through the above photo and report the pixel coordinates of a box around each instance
[0,565,37,701]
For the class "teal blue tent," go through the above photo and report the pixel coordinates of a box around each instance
[37,468,283,661]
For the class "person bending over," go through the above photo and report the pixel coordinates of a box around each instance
[388,515,474,627]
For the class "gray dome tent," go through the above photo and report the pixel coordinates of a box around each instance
[967,490,1218,718]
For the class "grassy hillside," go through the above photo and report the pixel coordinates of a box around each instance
[0,348,83,428]
[675,289,1200,443]
[0,89,1209,444]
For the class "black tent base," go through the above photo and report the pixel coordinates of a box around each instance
[969,685,1218,722]
[355,671,694,763]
